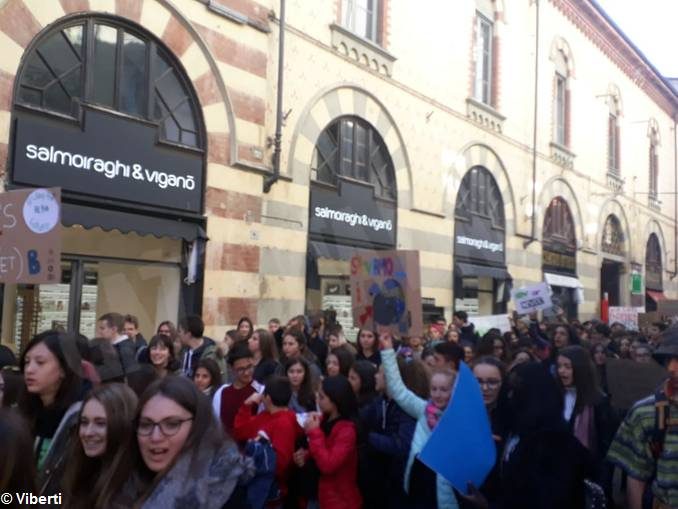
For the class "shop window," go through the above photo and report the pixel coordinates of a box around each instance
[311,116,396,201]
[455,166,505,229]
[601,214,625,256]
[16,17,201,148]
[342,0,380,43]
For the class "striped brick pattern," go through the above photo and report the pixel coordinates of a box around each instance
[0,0,271,337]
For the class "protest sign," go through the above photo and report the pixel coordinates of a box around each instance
[638,311,660,330]
[608,306,639,331]
[0,187,61,284]
[419,362,496,495]
[511,282,552,314]
[350,250,423,337]
[472,314,512,335]
[606,359,667,410]
[658,300,678,320]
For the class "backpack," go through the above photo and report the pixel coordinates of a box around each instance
[244,435,279,509]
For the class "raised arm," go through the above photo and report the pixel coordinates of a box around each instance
[379,333,426,419]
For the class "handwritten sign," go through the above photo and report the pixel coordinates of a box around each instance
[511,282,552,314]
[350,250,423,337]
[472,314,512,335]
[0,188,61,284]
[608,306,639,331]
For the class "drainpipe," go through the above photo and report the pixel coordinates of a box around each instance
[263,0,286,193]
[524,0,540,248]
[672,116,678,278]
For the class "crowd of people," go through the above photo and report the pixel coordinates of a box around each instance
[0,308,677,509]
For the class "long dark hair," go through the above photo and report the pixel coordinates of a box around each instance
[356,328,377,358]
[320,375,358,432]
[0,408,37,494]
[281,329,316,364]
[284,357,316,411]
[135,377,225,491]
[557,345,601,412]
[195,358,222,389]
[496,362,566,438]
[62,383,138,509]
[350,360,378,407]
[327,345,355,377]
[397,355,430,400]
[18,331,83,430]
[147,335,179,372]
[237,317,254,340]
[253,329,279,362]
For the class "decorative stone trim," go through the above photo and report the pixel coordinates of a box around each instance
[606,171,624,194]
[648,194,662,212]
[549,141,575,169]
[466,97,505,133]
[330,23,396,77]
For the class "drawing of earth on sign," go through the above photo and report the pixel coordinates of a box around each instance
[369,278,407,332]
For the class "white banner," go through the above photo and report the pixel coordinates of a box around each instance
[471,314,512,335]
[609,306,639,331]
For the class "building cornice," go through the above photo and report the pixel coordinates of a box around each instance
[551,0,678,117]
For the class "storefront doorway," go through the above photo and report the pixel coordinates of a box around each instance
[305,116,397,339]
[600,214,627,308]
[542,197,581,319]
[453,166,510,316]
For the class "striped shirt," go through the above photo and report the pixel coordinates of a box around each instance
[607,384,678,507]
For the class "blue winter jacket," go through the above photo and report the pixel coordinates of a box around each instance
[382,348,459,509]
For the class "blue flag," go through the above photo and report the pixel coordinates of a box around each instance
[418,362,496,495]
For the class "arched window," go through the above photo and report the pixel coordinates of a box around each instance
[646,233,662,288]
[311,116,396,200]
[608,94,621,174]
[543,197,576,251]
[455,166,505,229]
[601,214,625,256]
[16,17,202,148]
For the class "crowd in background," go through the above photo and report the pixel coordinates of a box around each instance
[0,307,677,509]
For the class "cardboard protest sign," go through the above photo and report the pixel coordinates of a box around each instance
[608,307,639,331]
[419,362,496,495]
[350,250,423,337]
[511,282,552,314]
[0,188,61,284]
[658,300,678,320]
[638,311,660,330]
[606,359,667,410]
[472,314,512,335]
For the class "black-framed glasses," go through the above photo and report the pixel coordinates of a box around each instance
[475,378,501,389]
[137,417,193,436]
[234,364,254,374]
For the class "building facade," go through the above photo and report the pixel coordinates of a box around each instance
[0,0,676,347]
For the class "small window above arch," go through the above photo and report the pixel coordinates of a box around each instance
[16,17,202,149]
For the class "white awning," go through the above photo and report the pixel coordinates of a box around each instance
[544,272,583,289]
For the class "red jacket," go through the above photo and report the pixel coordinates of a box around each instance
[232,404,303,496]
[307,419,362,509]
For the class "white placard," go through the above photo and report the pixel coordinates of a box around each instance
[608,306,639,331]
[471,314,512,335]
[511,282,552,314]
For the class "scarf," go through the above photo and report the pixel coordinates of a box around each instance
[573,405,595,450]
[141,442,254,509]
[425,402,443,430]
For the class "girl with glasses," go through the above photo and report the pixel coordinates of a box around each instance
[131,376,253,508]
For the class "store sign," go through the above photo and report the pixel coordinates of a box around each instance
[454,218,504,265]
[350,250,422,336]
[511,282,552,314]
[0,187,61,284]
[542,248,576,274]
[309,179,396,246]
[630,272,643,294]
[12,108,203,213]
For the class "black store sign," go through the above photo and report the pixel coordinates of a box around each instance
[543,247,576,275]
[12,108,203,214]
[454,217,505,266]
[309,179,396,247]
